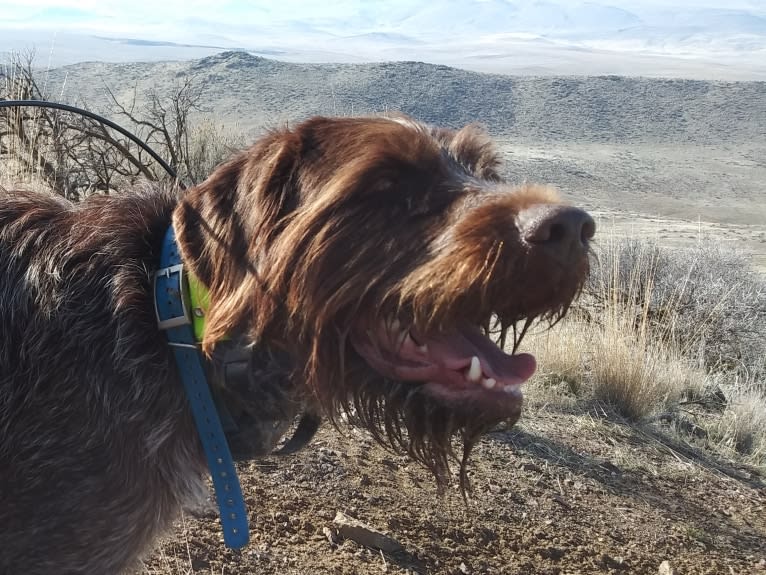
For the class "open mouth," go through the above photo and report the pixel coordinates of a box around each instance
[350,318,535,414]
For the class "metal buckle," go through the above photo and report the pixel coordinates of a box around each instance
[154,263,193,331]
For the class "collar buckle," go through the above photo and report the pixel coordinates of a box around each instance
[154,263,193,331]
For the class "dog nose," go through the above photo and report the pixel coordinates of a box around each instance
[517,205,595,257]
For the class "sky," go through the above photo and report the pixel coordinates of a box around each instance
[2,1,765,40]
[1,1,765,77]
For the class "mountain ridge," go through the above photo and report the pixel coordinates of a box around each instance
[43,51,766,147]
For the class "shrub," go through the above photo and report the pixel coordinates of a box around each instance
[585,236,766,391]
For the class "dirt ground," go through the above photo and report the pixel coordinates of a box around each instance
[139,403,766,575]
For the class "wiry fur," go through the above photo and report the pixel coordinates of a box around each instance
[0,114,592,574]
[0,187,205,574]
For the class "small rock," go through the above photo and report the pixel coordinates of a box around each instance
[599,554,625,569]
[539,547,565,560]
[488,482,503,494]
[658,560,677,575]
[459,562,470,574]
[322,526,339,545]
[333,511,404,553]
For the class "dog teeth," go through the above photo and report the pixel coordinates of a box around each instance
[417,343,429,354]
[481,377,497,390]
[390,319,401,333]
[503,384,521,395]
[466,356,482,383]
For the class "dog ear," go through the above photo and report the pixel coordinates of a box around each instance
[173,129,300,352]
[432,123,503,182]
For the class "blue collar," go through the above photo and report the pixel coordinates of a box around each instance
[153,226,249,549]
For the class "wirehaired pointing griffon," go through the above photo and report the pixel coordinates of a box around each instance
[0,114,594,574]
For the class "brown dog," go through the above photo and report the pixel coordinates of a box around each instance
[0,114,593,574]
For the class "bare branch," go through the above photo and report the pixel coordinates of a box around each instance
[2,52,237,197]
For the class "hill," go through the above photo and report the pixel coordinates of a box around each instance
[40,52,766,266]
[46,51,766,146]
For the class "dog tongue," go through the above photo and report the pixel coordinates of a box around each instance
[411,325,536,384]
[351,322,536,389]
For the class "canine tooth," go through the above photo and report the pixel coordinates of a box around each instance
[467,356,482,382]
[482,377,497,390]
[390,319,401,333]
[503,384,521,394]
[417,343,429,354]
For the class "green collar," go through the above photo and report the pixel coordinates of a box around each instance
[187,272,210,342]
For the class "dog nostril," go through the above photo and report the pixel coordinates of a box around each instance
[547,222,567,244]
[519,205,595,250]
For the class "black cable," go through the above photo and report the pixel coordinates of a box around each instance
[0,99,184,189]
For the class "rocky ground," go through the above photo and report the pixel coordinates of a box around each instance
[139,403,766,575]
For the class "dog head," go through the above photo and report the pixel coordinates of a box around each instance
[174,114,594,483]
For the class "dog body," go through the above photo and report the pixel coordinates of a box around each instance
[0,115,593,574]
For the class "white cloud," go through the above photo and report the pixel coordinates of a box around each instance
[0,0,764,73]
[2,0,764,38]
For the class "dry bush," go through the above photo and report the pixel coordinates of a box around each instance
[585,235,766,390]
[710,386,766,462]
[1,51,243,198]
[585,236,709,417]
[183,118,244,185]
[104,77,244,186]
[1,51,160,198]
[525,234,766,464]
[525,249,702,421]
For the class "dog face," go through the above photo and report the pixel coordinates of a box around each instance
[175,115,593,482]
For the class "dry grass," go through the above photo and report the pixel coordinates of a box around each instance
[526,234,704,419]
[182,118,245,185]
[587,234,766,386]
[138,514,213,575]
[585,234,705,419]
[523,231,766,468]
[525,304,701,422]
[710,386,766,463]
